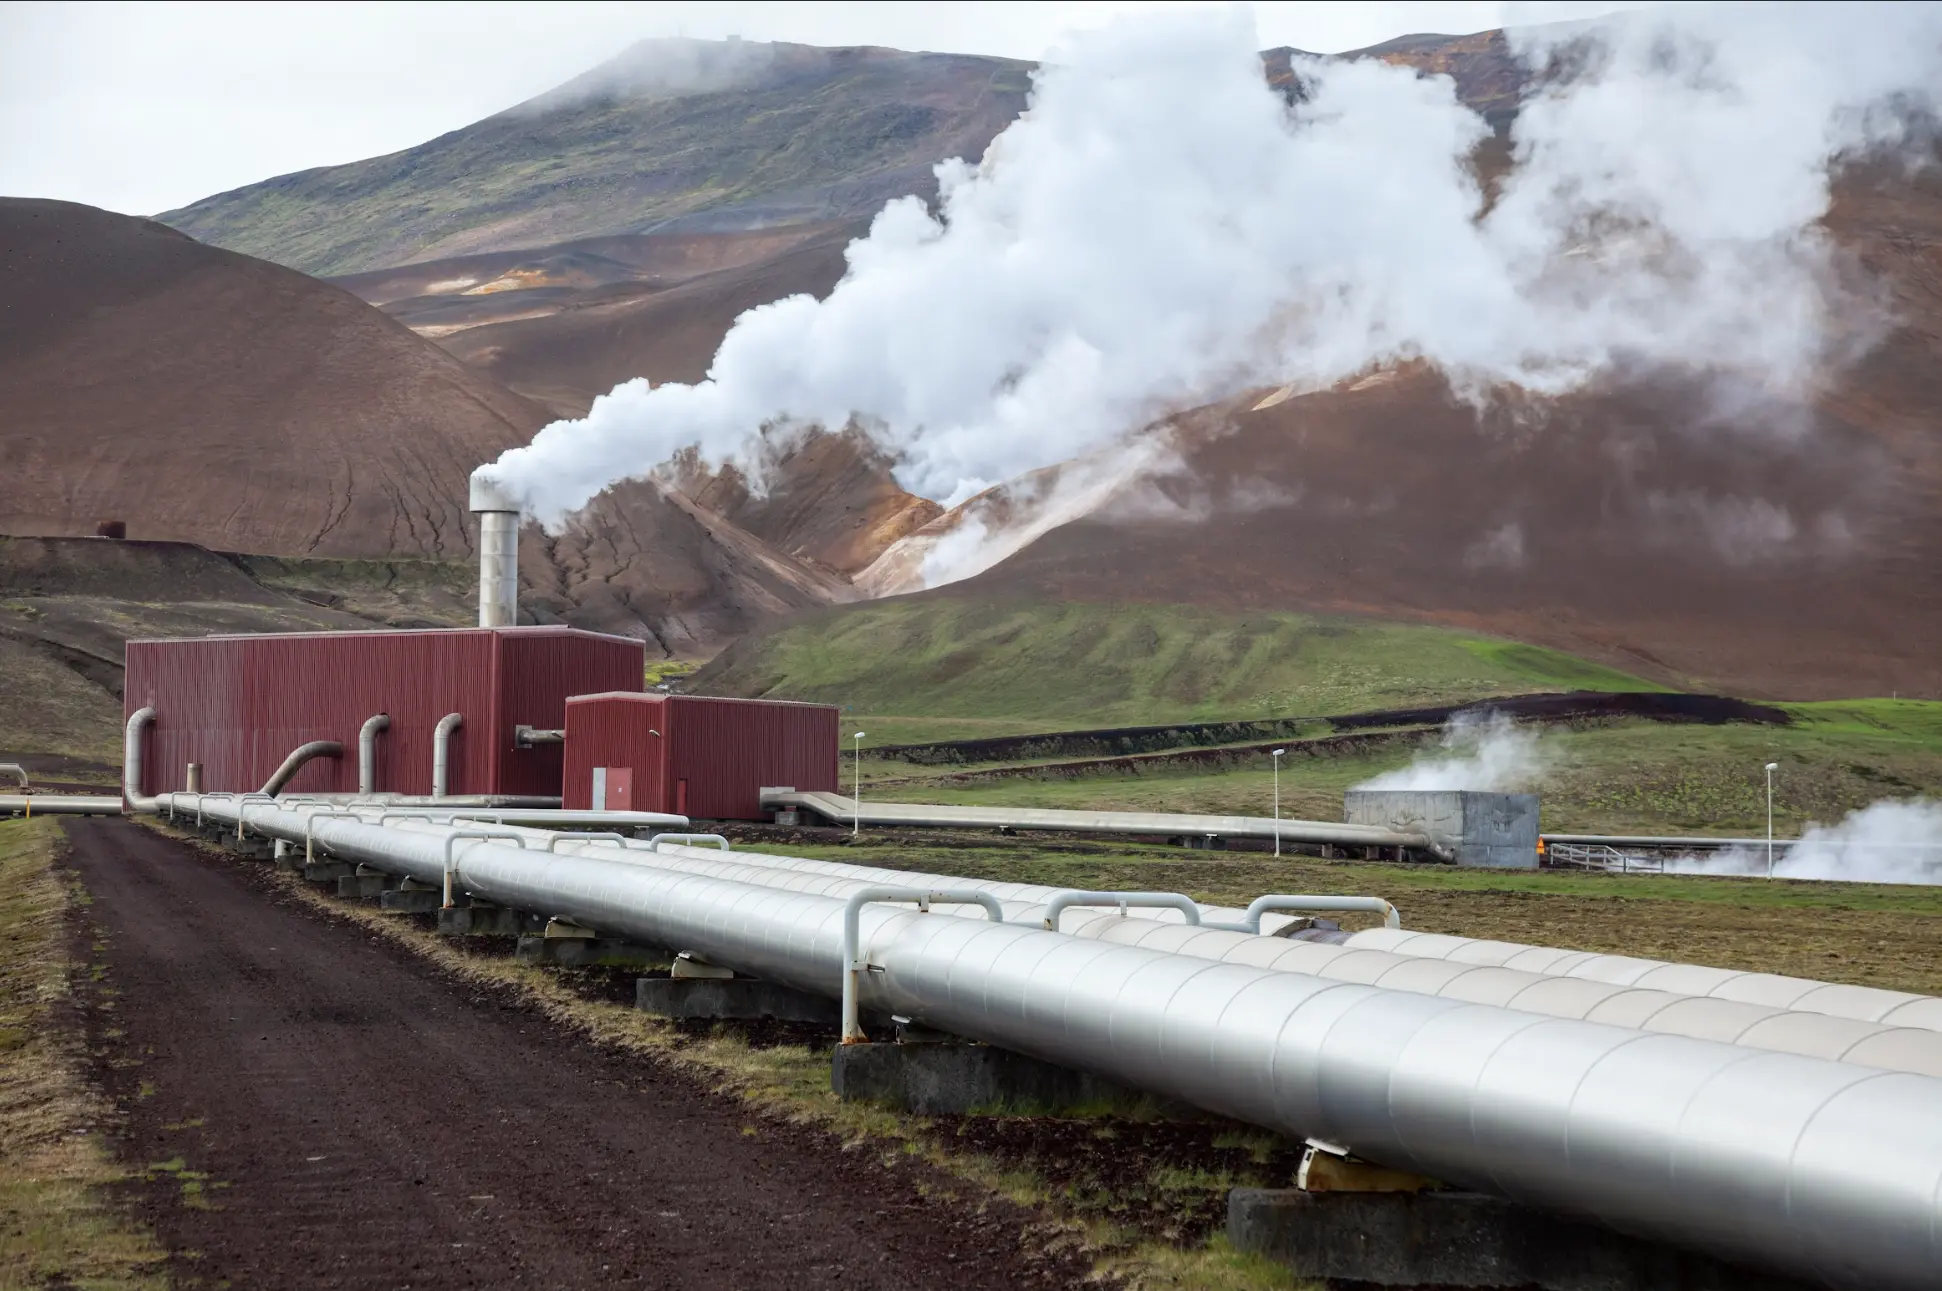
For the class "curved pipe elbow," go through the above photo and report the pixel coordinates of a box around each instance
[432,713,464,800]
[358,713,391,795]
[123,707,158,812]
[261,740,345,795]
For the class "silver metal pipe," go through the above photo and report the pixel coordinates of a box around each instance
[357,714,390,795]
[0,794,122,816]
[146,794,1942,1288]
[123,707,157,811]
[841,887,1003,1041]
[631,842,1942,1077]
[1350,927,1942,1034]
[260,740,344,795]
[0,762,27,789]
[761,788,1436,851]
[513,725,564,747]
[431,713,463,799]
[470,473,520,627]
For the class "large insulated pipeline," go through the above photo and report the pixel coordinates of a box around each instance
[154,795,1942,1289]
[1347,927,1942,1033]
[470,475,520,628]
[260,740,343,795]
[599,840,1942,1077]
[357,714,390,795]
[432,713,464,799]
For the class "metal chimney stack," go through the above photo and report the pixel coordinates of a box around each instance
[469,475,520,627]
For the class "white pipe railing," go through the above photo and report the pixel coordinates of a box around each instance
[841,887,1003,1043]
[1040,890,1202,932]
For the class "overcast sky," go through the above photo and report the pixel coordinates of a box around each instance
[0,1,1621,217]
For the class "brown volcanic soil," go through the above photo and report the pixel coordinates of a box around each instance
[0,202,854,657]
[63,816,1084,1289]
[435,222,861,417]
[0,199,546,562]
[961,343,1942,700]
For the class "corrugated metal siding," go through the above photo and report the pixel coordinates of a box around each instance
[123,628,642,799]
[563,693,669,811]
[494,632,645,798]
[665,695,840,821]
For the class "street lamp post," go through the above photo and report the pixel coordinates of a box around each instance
[1271,748,1286,858]
[853,732,866,836]
[1765,761,1779,878]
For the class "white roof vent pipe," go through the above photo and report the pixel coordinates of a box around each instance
[470,474,520,628]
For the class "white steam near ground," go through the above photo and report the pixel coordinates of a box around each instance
[1355,713,1547,792]
[1672,797,1942,885]
[477,3,1942,543]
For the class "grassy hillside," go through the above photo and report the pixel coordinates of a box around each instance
[692,596,1663,737]
[853,702,1942,837]
[160,43,1030,275]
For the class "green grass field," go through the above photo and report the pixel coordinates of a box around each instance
[849,702,1942,836]
[701,597,1942,838]
[699,597,1664,732]
[737,835,1942,996]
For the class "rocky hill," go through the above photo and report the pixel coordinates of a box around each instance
[0,198,543,562]
[0,199,848,657]
[157,41,1034,277]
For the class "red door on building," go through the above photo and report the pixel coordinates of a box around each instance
[592,766,633,810]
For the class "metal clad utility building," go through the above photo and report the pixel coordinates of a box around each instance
[564,693,839,820]
[124,628,644,799]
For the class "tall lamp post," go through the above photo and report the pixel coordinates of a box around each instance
[1271,748,1286,858]
[1765,761,1780,878]
[853,732,866,836]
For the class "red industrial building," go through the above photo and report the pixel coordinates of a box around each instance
[124,627,644,799]
[564,693,839,820]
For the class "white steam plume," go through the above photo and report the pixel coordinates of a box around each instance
[478,5,1942,533]
[1356,713,1547,793]
[1674,797,1942,885]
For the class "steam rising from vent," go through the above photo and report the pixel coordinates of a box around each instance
[1676,797,1942,885]
[478,5,1942,545]
[1355,713,1547,793]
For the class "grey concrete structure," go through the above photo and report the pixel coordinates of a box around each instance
[515,935,666,968]
[1227,1189,1813,1290]
[637,976,840,1024]
[1344,790,1540,868]
[832,1042,1155,1116]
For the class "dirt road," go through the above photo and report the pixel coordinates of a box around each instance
[62,817,1083,1289]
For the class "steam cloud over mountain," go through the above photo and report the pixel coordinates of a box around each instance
[479,4,1942,528]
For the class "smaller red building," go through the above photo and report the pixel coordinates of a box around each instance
[564,693,839,820]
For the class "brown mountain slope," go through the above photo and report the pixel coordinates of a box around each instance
[0,199,846,656]
[0,198,545,561]
[431,222,862,416]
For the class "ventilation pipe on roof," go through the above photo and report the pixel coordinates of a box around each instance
[123,708,157,812]
[432,713,464,799]
[358,714,390,795]
[470,475,520,628]
[261,740,343,795]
